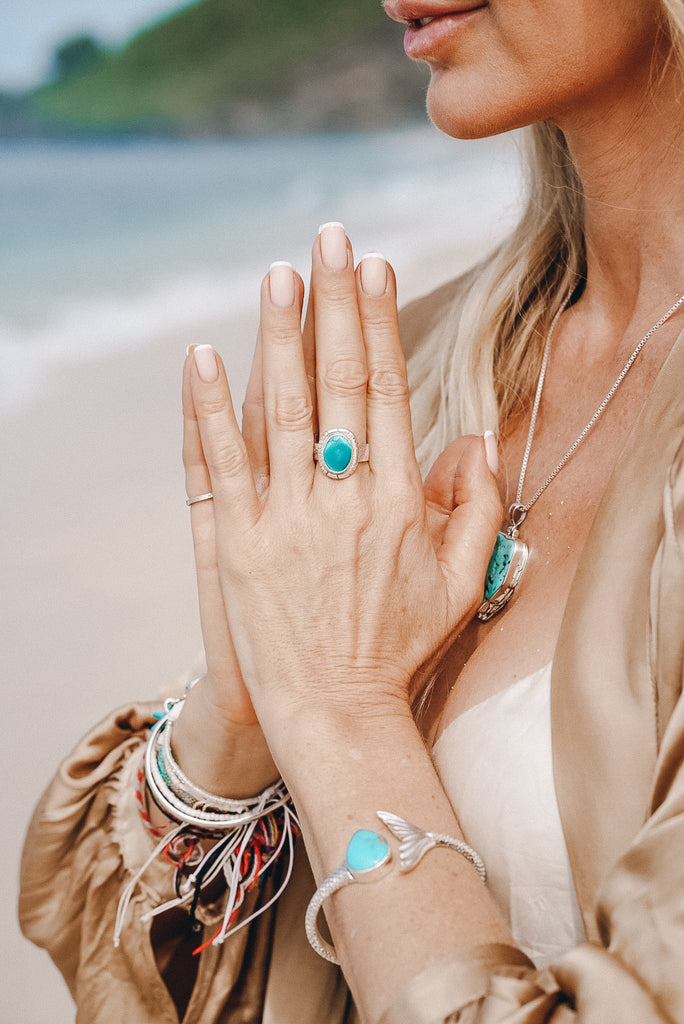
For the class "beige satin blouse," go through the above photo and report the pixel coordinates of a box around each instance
[19,279,684,1023]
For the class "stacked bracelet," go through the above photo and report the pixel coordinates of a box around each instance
[305,810,486,964]
[114,692,299,954]
[145,716,290,832]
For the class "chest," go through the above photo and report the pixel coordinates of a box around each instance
[425,356,662,745]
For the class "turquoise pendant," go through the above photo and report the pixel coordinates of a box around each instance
[477,531,529,621]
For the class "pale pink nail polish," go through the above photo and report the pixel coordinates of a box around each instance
[269,261,295,307]
[319,222,348,271]
[359,253,387,297]
[484,430,499,475]
[194,344,219,383]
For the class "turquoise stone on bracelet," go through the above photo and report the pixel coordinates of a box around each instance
[323,433,353,474]
[483,531,514,600]
[346,830,390,874]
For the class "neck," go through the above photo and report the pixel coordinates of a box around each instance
[559,45,684,337]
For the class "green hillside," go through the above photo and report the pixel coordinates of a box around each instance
[27,0,428,136]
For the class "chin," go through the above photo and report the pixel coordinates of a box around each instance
[425,73,540,140]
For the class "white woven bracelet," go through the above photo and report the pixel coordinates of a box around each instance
[144,707,290,832]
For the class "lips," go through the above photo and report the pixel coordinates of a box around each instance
[384,0,488,59]
[384,1,488,27]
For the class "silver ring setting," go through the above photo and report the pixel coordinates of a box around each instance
[186,492,214,506]
[313,428,369,480]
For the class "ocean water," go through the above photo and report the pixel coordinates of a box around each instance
[0,126,524,411]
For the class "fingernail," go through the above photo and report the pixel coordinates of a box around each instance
[269,261,295,307]
[318,222,348,271]
[185,344,193,356]
[194,344,218,383]
[484,430,499,475]
[359,252,387,297]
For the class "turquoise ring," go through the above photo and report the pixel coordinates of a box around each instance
[313,428,369,480]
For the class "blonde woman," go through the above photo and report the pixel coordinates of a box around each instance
[20,1,684,1021]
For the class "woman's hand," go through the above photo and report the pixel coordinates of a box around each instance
[185,225,501,750]
[174,332,283,796]
[179,229,511,1019]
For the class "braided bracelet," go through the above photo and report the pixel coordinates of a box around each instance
[114,694,299,953]
[305,810,486,964]
[145,718,290,832]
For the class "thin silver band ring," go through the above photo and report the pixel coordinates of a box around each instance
[186,492,214,506]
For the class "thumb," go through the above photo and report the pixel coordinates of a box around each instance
[436,434,502,617]
[424,434,481,516]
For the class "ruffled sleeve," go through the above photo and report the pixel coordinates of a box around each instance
[18,704,278,1023]
[19,702,354,1024]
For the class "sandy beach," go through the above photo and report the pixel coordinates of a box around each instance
[1,237,500,1023]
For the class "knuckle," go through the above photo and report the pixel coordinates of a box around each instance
[367,365,409,403]
[182,443,201,470]
[210,438,250,478]
[242,394,265,418]
[322,489,372,532]
[273,393,313,430]
[319,282,357,311]
[322,358,368,398]
[267,323,301,347]
[388,486,424,526]
[361,306,396,331]
[196,394,231,419]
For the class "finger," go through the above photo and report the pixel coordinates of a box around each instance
[241,329,269,498]
[183,348,214,510]
[423,436,480,516]
[189,344,261,531]
[313,222,368,446]
[259,261,315,495]
[423,435,479,549]
[183,352,238,686]
[356,253,420,486]
[438,438,503,617]
[301,268,318,434]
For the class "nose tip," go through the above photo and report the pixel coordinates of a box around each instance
[382,0,404,24]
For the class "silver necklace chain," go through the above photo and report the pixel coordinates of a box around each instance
[508,290,684,534]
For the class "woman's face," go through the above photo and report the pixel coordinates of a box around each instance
[383,0,667,138]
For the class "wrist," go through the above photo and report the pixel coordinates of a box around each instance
[172,677,279,798]
[264,702,449,865]
[262,692,414,771]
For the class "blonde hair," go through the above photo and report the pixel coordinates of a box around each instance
[409,1,684,472]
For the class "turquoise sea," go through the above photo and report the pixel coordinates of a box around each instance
[0,126,523,410]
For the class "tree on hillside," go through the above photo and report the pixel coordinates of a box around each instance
[53,35,106,81]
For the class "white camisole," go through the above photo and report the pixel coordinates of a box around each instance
[432,662,586,967]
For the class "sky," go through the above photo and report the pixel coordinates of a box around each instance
[0,0,184,89]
